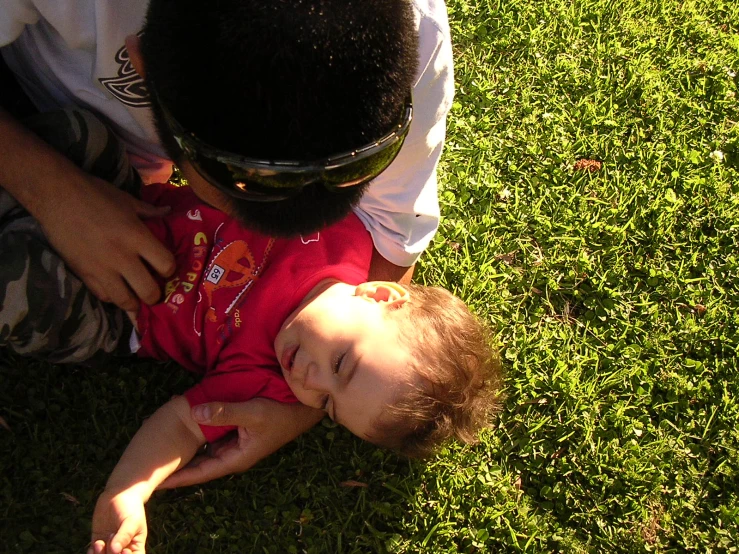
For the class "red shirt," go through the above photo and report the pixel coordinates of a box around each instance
[137,183,372,441]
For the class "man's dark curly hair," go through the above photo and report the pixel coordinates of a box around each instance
[140,0,418,236]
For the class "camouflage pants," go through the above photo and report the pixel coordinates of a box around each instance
[0,108,140,364]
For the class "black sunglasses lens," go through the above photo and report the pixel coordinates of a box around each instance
[191,154,299,201]
[324,136,405,188]
[231,168,318,190]
[167,97,411,200]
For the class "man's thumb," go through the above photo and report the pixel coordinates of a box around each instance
[192,402,254,426]
[192,403,222,424]
[191,399,274,427]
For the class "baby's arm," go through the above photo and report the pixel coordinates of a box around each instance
[89,396,205,554]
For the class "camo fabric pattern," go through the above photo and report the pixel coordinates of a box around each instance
[0,108,140,364]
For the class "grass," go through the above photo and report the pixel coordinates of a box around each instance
[2,0,739,551]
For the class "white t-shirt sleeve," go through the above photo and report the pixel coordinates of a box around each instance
[353,1,454,267]
[0,0,40,46]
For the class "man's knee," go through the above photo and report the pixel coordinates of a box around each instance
[0,231,121,363]
[24,107,105,162]
[23,108,141,191]
[0,231,72,347]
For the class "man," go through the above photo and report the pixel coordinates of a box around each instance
[0,0,454,485]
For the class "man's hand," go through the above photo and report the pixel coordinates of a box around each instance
[38,174,175,312]
[0,106,175,313]
[157,399,323,489]
[89,490,148,554]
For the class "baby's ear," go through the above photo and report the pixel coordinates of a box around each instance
[355,281,409,308]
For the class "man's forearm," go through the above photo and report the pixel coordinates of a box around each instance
[368,246,415,284]
[0,106,88,219]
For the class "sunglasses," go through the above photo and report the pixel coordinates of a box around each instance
[152,84,413,202]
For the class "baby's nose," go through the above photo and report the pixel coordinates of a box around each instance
[302,361,323,391]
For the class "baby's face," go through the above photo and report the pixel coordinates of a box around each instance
[274,281,413,441]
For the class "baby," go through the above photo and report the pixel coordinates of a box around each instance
[80,182,501,553]
[0,179,500,554]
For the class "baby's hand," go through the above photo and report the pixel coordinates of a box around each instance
[88,490,148,554]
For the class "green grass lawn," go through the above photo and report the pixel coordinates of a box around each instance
[2,0,739,552]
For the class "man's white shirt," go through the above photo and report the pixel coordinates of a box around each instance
[1,0,454,265]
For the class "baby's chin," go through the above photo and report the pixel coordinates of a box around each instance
[273,329,285,355]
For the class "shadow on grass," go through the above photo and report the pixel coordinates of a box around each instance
[0,350,419,554]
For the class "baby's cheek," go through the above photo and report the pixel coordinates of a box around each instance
[286,384,312,406]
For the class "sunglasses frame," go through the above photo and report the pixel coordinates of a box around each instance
[152,83,413,202]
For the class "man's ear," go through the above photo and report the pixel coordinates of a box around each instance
[355,281,410,309]
[125,35,146,79]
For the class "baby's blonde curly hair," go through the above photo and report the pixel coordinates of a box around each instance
[369,284,503,458]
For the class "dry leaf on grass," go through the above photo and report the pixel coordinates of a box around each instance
[495,251,517,265]
[573,159,603,172]
[60,492,80,505]
[339,480,369,488]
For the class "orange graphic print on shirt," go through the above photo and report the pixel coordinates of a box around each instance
[202,240,258,322]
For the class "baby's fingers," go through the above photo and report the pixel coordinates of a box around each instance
[109,519,144,554]
[87,538,107,554]
[85,541,135,554]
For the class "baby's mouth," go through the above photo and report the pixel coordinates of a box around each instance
[281,345,298,373]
